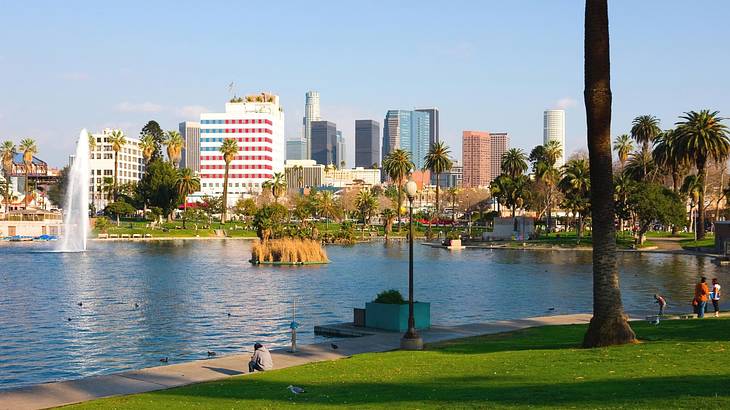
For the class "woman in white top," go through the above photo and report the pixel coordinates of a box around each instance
[711,278,721,318]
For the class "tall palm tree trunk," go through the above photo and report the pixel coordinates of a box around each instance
[113,152,118,201]
[24,168,30,208]
[5,172,10,214]
[697,165,706,240]
[222,164,229,223]
[582,0,636,348]
[397,180,403,232]
[435,173,440,218]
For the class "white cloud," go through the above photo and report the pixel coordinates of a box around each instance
[60,72,90,81]
[114,102,165,113]
[176,105,210,119]
[555,97,577,110]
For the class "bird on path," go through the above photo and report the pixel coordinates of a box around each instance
[288,385,305,395]
[77,302,83,307]
[650,316,660,326]
[207,351,216,357]
[547,307,555,311]
[134,303,139,309]
[160,357,169,363]
[227,313,231,317]
[67,317,72,321]
[330,343,338,350]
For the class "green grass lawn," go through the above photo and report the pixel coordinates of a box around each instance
[680,234,715,251]
[68,319,730,409]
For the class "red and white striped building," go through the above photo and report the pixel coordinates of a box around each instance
[198,93,285,204]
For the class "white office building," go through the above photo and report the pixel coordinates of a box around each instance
[179,121,201,173]
[543,109,566,167]
[88,128,145,211]
[198,93,285,204]
[303,91,321,159]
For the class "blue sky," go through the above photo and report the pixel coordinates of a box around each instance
[1,1,728,167]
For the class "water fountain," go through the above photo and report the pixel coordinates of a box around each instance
[56,129,90,252]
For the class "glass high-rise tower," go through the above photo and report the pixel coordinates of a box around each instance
[382,110,430,171]
[543,109,566,167]
[303,91,321,159]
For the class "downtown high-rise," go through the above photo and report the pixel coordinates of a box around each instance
[462,131,509,188]
[311,120,337,166]
[543,109,566,167]
[302,91,321,159]
[198,93,285,203]
[179,121,200,173]
[355,120,380,168]
[382,110,430,170]
[415,108,439,147]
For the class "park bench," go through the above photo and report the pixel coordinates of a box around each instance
[97,233,108,239]
[109,234,119,238]
[132,234,142,238]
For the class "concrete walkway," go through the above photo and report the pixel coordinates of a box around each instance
[0,313,593,410]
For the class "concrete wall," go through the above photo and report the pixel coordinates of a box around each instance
[0,220,63,237]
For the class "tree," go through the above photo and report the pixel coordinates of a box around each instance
[0,141,16,215]
[233,197,257,221]
[613,134,633,169]
[137,159,181,220]
[582,0,636,348]
[382,149,414,231]
[652,129,686,193]
[165,130,184,168]
[447,186,459,223]
[381,208,396,240]
[628,182,686,245]
[140,121,165,161]
[500,148,528,178]
[199,195,224,223]
[315,190,339,231]
[423,142,453,218]
[104,200,136,227]
[681,173,702,234]
[219,138,238,223]
[108,129,126,201]
[630,115,661,155]
[674,110,730,240]
[176,168,200,228]
[355,190,378,239]
[263,172,287,203]
[139,134,156,164]
[623,149,655,182]
[19,138,37,208]
[530,141,562,231]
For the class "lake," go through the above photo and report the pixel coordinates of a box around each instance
[0,240,727,390]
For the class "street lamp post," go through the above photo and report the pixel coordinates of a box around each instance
[401,178,424,350]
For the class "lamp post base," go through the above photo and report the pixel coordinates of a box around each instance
[400,335,424,350]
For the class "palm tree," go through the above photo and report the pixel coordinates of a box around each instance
[582,0,636,348]
[139,133,156,164]
[500,148,528,178]
[652,129,685,193]
[534,160,561,231]
[176,168,200,228]
[423,142,453,218]
[108,130,126,201]
[165,130,184,168]
[559,159,590,238]
[630,115,661,154]
[1,141,16,214]
[219,138,239,223]
[382,149,414,231]
[316,190,338,231]
[681,174,702,234]
[623,150,655,182]
[674,110,730,240]
[355,190,378,239]
[613,134,633,169]
[447,186,459,223]
[543,140,563,167]
[381,207,396,240]
[19,138,37,208]
[263,172,287,203]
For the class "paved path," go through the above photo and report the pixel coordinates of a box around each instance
[0,313,593,410]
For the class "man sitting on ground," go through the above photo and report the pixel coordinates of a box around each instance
[249,343,273,373]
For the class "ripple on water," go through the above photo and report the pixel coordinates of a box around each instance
[0,241,728,390]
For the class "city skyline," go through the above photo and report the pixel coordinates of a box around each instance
[2,1,729,168]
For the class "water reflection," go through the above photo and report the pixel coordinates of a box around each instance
[0,241,728,390]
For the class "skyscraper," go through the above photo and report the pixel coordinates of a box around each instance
[311,120,337,165]
[336,130,346,168]
[543,109,566,166]
[415,108,439,148]
[179,121,200,173]
[462,131,509,188]
[286,139,306,160]
[303,91,321,159]
[355,119,380,168]
[199,93,285,203]
[382,110,430,170]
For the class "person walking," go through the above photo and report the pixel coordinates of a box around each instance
[248,343,273,373]
[694,277,710,318]
[711,278,722,318]
[654,294,667,316]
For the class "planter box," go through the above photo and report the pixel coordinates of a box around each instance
[365,302,431,332]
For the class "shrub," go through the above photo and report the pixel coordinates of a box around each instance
[251,238,328,264]
[373,289,405,304]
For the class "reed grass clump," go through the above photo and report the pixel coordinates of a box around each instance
[251,238,328,264]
